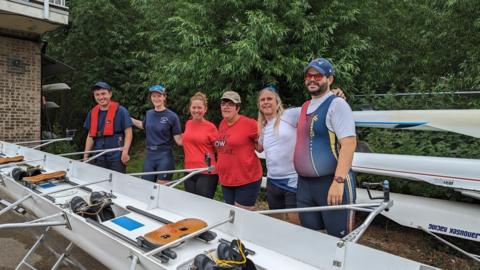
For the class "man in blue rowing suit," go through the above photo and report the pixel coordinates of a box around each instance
[293,58,357,237]
[83,81,133,173]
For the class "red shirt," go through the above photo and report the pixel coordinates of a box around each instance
[215,115,263,186]
[183,119,218,174]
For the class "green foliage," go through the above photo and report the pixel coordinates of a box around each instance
[139,0,367,122]
[43,0,480,201]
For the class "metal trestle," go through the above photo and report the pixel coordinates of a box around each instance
[15,226,81,270]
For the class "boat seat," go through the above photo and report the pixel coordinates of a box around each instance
[0,155,23,165]
[23,171,67,184]
[143,218,207,246]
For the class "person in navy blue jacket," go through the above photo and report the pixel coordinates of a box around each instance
[131,85,182,183]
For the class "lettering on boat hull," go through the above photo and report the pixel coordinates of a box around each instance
[428,223,480,240]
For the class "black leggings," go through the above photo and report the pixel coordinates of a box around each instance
[184,174,218,199]
[92,159,126,173]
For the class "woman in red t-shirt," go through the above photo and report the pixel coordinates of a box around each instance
[214,91,263,210]
[182,92,219,198]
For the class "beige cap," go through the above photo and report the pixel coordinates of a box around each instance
[221,91,241,104]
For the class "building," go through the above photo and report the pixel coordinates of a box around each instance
[0,0,68,142]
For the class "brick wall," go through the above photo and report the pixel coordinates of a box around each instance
[0,35,41,142]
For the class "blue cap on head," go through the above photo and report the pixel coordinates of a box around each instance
[148,84,166,94]
[91,81,112,91]
[262,85,278,93]
[304,58,334,76]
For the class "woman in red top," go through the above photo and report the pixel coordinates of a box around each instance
[214,91,263,210]
[182,92,219,198]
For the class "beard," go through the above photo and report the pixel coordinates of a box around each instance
[307,81,329,97]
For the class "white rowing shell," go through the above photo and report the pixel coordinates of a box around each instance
[354,109,480,138]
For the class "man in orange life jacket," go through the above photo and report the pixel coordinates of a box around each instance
[83,81,133,173]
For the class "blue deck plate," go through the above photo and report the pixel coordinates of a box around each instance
[39,182,56,189]
[111,216,144,231]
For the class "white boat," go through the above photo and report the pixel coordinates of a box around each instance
[0,141,437,270]
[354,109,480,138]
[351,109,480,244]
[353,152,480,198]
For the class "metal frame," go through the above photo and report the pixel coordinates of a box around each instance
[0,212,69,230]
[128,166,214,188]
[13,137,73,148]
[0,176,111,218]
[342,200,393,243]
[258,201,392,244]
[129,255,139,270]
[60,148,122,157]
[83,148,123,163]
[16,226,51,270]
[15,226,79,270]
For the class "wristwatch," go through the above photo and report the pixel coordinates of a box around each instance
[333,176,345,184]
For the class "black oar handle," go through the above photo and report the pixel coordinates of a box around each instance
[205,153,211,168]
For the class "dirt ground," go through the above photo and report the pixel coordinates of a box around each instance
[359,216,480,270]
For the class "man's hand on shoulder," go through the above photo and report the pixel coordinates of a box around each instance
[331,88,346,99]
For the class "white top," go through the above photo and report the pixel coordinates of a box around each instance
[260,109,298,181]
[288,91,356,139]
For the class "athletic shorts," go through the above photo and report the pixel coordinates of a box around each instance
[221,180,262,207]
[296,173,356,238]
[266,179,297,210]
[142,150,175,182]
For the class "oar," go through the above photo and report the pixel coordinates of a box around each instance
[354,109,480,138]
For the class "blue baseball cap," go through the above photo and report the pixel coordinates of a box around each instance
[148,84,166,94]
[304,58,334,76]
[262,85,278,93]
[91,81,112,91]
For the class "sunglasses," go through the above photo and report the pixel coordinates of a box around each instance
[220,100,236,107]
[304,73,325,81]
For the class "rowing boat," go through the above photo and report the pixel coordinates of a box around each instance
[353,152,480,197]
[354,109,480,138]
[0,141,437,270]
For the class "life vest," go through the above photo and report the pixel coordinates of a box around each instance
[89,101,119,137]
